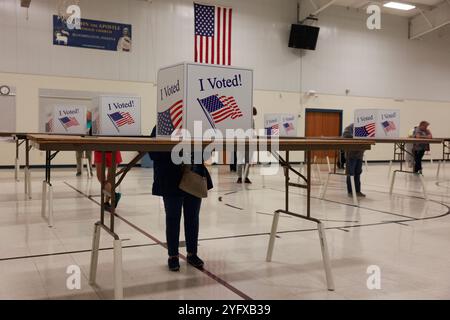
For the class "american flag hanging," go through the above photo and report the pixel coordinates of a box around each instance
[157,100,183,135]
[194,3,232,65]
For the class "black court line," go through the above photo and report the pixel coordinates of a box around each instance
[0,243,159,262]
[63,181,252,301]
[225,204,244,210]
[336,228,350,233]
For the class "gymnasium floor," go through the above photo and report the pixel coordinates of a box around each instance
[0,162,449,300]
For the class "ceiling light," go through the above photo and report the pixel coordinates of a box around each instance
[383,2,416,10]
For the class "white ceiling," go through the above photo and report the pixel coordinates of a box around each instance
[324,0,444,17]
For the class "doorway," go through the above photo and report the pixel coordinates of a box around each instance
[305,108,343,164]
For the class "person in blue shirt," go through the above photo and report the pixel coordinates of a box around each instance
[149,126,213,271]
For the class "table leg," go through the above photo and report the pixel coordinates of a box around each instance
[321,173,331,200]
[15,138,19,182]
[389,170,397,195]
[89,222,101,285]
[318,222,335,291]
[266,210,281,262]
[113,239,124,300]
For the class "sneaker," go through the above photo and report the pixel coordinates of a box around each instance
[244,178,252,184]
[187,254,204,269]
[168,256,180,271]
[114,192,122,208]
[76,172,81,177]
[236,178,242,184]
[356,192,366,197]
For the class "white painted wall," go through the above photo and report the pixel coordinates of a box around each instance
[1,1,449,100]
[0,1,450,166]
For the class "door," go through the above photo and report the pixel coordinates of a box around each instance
[305,109,342,164]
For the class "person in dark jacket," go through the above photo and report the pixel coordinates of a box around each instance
[343,123,366,197]
[149,126,213,271]
[412,121,432,174]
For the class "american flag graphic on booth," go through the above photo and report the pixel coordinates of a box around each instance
[59,116,79,130]
[108,112,135,131]
[382,120,396,133]
[283,122,294,133]
[197,95,242,128]
[194,3,232,65]
[355,123,376,137]
[265,124,279,136]
[157,100,183,135]
[45,118,53,133]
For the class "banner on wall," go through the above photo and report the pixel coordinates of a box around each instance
[53,15,132,52]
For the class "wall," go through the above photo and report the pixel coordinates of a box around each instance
[1,0,450,166]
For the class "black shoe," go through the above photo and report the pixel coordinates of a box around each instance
[76,172,81,177]
[356,192,366,198]
[168,256,180,271]
[104,202,112,212]
[187,254,204,269]
[244,178,252,184]
[236,178,242,184]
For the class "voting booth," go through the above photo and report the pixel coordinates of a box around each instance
[45,105,87,134]
[264,113,298,137]
[157,62,253,138]
[92,96,141,136]
[354,109,400,138]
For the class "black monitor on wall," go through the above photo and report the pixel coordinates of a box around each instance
[288,24,320,50]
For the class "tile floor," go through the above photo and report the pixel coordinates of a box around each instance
[0,160,449,300]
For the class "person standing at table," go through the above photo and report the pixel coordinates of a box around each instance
[237,107,257,184]
[343,123,366,197]
[94,150,122,212]
[412,121,432,174]
[149,126,213,272]
[76,111,93,176]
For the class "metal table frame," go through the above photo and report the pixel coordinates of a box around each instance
[0,132,32,199]
[320,138,443,202]
[28,134,373,300]
[436,139,450,178]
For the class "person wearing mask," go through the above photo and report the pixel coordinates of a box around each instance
[149,126,213,272]
[412,121,432,174]
[76,111,93,176]
[343,123,366,197]
[237,107,257,184]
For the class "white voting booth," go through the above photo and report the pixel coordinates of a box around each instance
[354,109,400,138]
[45,105,87,134]
[264,113,298,137]
[92,96,141,136]
[157,62,253,138]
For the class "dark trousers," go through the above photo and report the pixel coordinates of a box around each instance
[163,193,202,257]
[414,150,425,173]
[346,158,363,193]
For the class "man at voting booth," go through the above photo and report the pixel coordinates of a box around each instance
[412,121,433,174]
